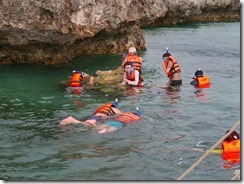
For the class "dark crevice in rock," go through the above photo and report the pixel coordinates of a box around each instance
[0,0,240,64]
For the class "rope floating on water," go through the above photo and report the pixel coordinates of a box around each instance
[177,120,240,180]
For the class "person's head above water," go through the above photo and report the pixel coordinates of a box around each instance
[162,47,171,60]
[194,69,203,78]
[162,53,171,57]
[72,70,86,78]
[224,130,240,142]
[128,47,137,54]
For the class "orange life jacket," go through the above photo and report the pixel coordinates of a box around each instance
[165,56,181,78]
[125,68,143,86]
[115,112,140,124]
[222,140,240,163]
[124,54,142,72]
[69,73,82,87]
[196,76,210,88]
[93,103,115,116]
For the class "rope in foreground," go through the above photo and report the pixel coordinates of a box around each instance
[177,120,240,180]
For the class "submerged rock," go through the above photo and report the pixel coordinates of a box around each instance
[0,0,240,64]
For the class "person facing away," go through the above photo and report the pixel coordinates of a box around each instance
[121,47,142,74]
[221,130,240,163]
[60,99,141,134]
[60,100,121,126]
[96,110,141,134]
[122,61,144,86]
[190,68,210,88]
[162,48,182,86]
[69,70,90,87]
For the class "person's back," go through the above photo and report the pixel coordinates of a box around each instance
[98,110,141,134]
[69,70,85,87]
[60,99,121,126]
[190,69,210,88]
[122,47,142,73]
[115,112,140,123]
[221,130,240,162]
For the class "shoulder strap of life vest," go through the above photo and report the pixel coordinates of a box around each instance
[167,56,181,74]
[115,112,140,124]
[93,103,115,116]
[125,68,143,85]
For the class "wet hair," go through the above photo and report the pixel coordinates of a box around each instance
[163,53,171,57]
[224,130,240,142]
[195,70,203,77]
[73,70,82,74]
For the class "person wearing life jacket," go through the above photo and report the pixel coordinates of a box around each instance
[122,62,144,86]
[60,100,141,134]
[60,99,121,126]
[97,107,141,134]
[190,69,211,88]
[162,48,182,86]
[221,130,240,163]
[69,70,87,87]
[122,47,142,73]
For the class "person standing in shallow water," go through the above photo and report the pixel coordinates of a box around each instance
[121,47,143,74]
[122,62,144,86]
[162,48,182,86]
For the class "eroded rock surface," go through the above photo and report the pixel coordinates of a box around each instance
[0,0,240,64]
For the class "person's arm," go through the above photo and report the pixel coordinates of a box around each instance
[121,57,127,68]
[139,57,142,64]
[164,60,172,76]
[127,70,139,86]
[88,76,95,85]
[190,79,198,87]
[122,72,127,84]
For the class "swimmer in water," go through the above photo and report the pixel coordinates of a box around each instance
[60,100,141,134]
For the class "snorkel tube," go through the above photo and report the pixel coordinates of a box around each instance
[114,98,119,108]
[162,48,169,61]
[136,107,141,117]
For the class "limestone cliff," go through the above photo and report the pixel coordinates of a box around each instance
[0,0,240,64]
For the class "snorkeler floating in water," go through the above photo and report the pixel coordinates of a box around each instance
[60,99,141,134]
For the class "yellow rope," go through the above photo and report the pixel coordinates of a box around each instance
[177,120,240,180]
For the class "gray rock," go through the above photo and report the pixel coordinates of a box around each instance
[0,0,240,64]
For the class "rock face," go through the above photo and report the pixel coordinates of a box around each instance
[0,0,240,64]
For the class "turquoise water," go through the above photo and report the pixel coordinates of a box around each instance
[0,22,240,180]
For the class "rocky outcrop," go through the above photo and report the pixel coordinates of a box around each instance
[0,0,240,64]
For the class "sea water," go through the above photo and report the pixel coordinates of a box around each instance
[0,22,240,180]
